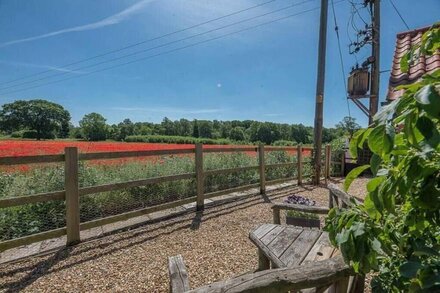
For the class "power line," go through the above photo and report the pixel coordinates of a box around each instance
[0,0,278,86]
[0,0,314,92]
[1,2,344,95]
[388,0,410,30]
[331,0,351,117]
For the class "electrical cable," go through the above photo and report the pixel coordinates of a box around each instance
[1,2,345,95]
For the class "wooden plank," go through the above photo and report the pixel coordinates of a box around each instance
[79,173,195,196]
[302,233,335,265]
[260,225,285,245]
[203,147,257,153]
[267,226,303,259]
[265,162,296,169]
[272,203,330,214]
[80,196,197,231]
[195,143,204,211]
[168,255,190,293]
[0,154,64,166]
[0,191,65,208]
[273,208,281,224]
[252,224,277,239]
[279,229,321,267]
[65,147,80,246]
[203,183,260,200]
[79,148,194,161]
[258,144,266,194]
[203,165,259,176]
[188,256,351,293]
[0,227,66,252]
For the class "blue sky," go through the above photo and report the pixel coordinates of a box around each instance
[0,0,438,127]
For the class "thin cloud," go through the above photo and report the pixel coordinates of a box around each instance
[0,0,155,48]
[0,60,86,74]
[112,106,224,114]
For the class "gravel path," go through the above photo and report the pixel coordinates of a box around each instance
[0,178,368,292]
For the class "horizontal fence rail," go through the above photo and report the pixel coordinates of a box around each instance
[0,143,336,252]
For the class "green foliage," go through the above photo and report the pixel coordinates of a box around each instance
[79,112,108,141]
[272,140,297,146]
[336,116,361,139]
[0,99,71,140]
[326,28,440,292]
[124,135,234,145]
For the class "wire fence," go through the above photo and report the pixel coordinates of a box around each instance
[0,144,326,250]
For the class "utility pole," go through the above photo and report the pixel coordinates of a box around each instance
[313,0,329,185]
[369,0,380,124]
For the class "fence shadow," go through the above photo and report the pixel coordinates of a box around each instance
[0,184,323,290]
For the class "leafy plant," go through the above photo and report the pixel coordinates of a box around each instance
[325,26,440,292]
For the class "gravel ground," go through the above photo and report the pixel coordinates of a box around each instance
[0,178,368,292]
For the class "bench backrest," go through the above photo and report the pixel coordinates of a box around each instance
[328,183,361,209]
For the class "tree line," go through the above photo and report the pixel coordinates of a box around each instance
[0,99,360,144]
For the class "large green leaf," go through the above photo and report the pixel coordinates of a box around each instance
[344,164,370,192]
[399,261,422,278]
[414,84,440,117]
[368,125,394,155]
[370,154,382,176]
[349,129,365,159]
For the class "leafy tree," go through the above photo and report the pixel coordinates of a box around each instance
[325,27,440,291]
[291,124,312,144]
[198,120,213,138]
[0,99,71,140]
[336,116,361,139]
[192,120,199,138]
[79,113,108,141]
[229,126,246,141]
[115,118,135,141]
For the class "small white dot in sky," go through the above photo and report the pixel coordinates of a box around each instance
[217,83,222,88]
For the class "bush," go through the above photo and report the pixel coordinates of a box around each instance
[272,140,296,146]
[10,129,54,139]
[125,135,235,145]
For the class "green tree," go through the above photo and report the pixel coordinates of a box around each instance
[79,113,108,141]
[0,99,71,140]
[116,118,134,141]
[198,120,213,138]
[336,116,361,139]
[229,126,245,141]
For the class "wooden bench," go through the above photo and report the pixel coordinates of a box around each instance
[168,184,363,292]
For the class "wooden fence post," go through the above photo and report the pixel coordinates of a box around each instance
[324,144,331,184]
[65,147,80,245]
[195,143,204,211]
[258,144,266,195]
[297,144,303,186]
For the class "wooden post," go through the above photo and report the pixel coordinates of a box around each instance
[273,208,281,225]
[257,249,270,271]
[258,144,266,195]
[297,144,303,186]
[65,147,80,245]
[325,144,331,183]
[195,143,204,211]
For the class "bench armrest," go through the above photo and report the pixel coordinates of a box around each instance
[188,256,352,293]
[169,255,190,293]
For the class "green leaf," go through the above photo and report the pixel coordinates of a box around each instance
[399,261,421,278]
[367,124,394,155]
[344,165,370,192]
[367,176,385,192]
[414,84,440,117]
[400,52,410,73]
[349,129,365,159]
[416,116,440,148]
[370,154,382,176]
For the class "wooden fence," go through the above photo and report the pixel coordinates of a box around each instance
[0,144,335,252]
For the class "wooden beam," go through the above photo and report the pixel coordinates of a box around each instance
[0,227,66,252]
[259,144,266,195]
[65,147,80,246]
[195,143,204,211]
[0,154,64,166]
[79,148,194,161]
[0,191,65,208]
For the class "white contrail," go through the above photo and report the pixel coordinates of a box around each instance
[0,0,155,48]
[0,60,86,74]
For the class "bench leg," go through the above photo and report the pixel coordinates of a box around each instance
[257,248,270,271]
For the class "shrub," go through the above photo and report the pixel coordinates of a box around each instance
[325,26,440,292]
[272,140,297,146]
[125,135,235,145]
